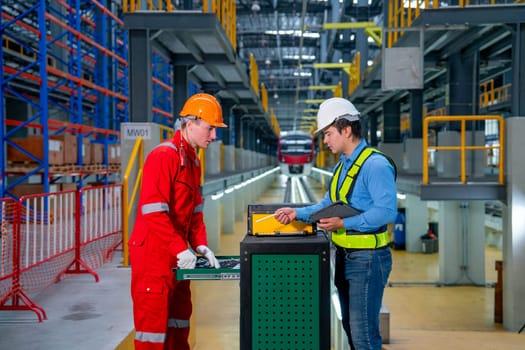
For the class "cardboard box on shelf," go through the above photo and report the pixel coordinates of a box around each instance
[50,134,78,164]
[90,143,104,164]
[109,144,121,164]
[10,184,65,218]
[60,183,78,192]
[10,184,59,198]
[7,135,64,165]
[82,139,91,165]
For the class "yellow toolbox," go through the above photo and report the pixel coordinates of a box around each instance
[247,203,315,236]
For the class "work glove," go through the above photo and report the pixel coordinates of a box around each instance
[177,249,197,269]
[196,245,221,269]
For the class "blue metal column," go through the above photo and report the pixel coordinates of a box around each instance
[114,26,129,127]
[152,53,173,126]
[38,1,50,193]
[97,1,110,180]
[0,4,6,196]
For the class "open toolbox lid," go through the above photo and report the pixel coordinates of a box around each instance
[247,203,316,236]
[174,256,240,280]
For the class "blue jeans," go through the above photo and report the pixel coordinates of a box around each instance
[334,246,392,350]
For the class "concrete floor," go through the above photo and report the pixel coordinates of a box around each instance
[191,176,524,350]
[1,175,523,349]
[0,253,133,350]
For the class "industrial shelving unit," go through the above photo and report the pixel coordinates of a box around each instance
[0,0,129,197]
[152,52,173,126]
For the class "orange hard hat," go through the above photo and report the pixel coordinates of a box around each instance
[179,93,227,128]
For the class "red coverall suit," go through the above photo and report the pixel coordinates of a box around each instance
[129,130,208,350]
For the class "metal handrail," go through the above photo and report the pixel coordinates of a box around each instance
[122,136,144,266]
[480,82,511,108]
[123,0,237,49]
[387,0,506,48]
[422,115,505,185]
[159,124,174,141]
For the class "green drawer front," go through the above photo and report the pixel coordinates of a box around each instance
[251,254,320,350]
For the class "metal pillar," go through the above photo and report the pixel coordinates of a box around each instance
[341,30,351,97]
[409,89,423,138]
[502,117,525,331]
[405,194,428,253]
[203,195,221,252]
[233,109,243,149]
[205,142,222,175]
[221,101,235,145]
[361,115,369,143]
[172,65,189,121]
[369,112,378,146]
[447,52,480,129]
[511,23,525,116]
[382,100,401,143]
[221,191,236,234]
[380,100,403,166]
[437,201,485,286]
[128,29,152,122]
[356,0,369,76]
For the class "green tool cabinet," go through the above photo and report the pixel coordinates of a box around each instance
[240,232,330,350]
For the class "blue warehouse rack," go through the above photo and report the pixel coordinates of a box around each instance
[0,0,129,197]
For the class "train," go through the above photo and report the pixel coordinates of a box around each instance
[277,130,315,177]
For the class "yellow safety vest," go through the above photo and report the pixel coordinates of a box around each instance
[329,147,394,249]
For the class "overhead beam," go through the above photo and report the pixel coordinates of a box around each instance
[323,21,382,46]
[323,21,376,30]
[308,85,338,90]
[313,62,351,69]
[296,99,324,104]
[313,62,352,75]
[365,27,382,46]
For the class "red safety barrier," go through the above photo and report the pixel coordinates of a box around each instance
[0,196,48,322]
[67,184,122,281]
[0,184,122,322]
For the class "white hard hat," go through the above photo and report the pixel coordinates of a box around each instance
[315,97,360,134]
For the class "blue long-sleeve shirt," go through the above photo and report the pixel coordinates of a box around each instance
[296,139,397,233]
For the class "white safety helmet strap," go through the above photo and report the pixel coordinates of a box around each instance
[316,98,360,134]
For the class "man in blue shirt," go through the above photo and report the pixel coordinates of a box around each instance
[274,97,397,350]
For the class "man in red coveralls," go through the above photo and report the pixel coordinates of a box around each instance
[129,93,227,350]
